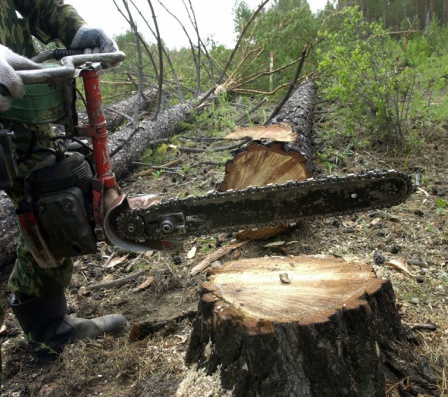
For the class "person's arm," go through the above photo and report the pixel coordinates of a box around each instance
[13,0,85,48]
[14,0,119,55]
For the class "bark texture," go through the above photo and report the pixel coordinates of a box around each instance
[108,101,194,179]
[77,89,158,132]
[186,255,437,397]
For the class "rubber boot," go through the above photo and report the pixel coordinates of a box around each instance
[10,293,129,359]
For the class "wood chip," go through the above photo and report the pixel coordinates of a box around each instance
[210,261,222,270]
[263,241,285,248]
[73,259,84,270]
[106,254,129,268]
[131,276,155,293]
[232,248,242,259]
[101,274,115,282]
[385,258,415,277]
[370,217,382,226]
[145,251,154,258]
[190,241,249,276]
[279,272,291,284]
[187,246,197,259]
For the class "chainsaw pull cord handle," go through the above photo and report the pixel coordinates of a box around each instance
[1,49,125,99]
[7,49,124,164]
[0,49,83,99]
[17,50,126,85]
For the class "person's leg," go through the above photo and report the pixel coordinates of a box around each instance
[5,122,73,301]
[3,122,128,356]
[8,234,73,301]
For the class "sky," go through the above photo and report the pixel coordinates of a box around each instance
[65,0,330,49]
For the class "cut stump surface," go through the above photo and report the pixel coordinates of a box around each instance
[186,255,437,397]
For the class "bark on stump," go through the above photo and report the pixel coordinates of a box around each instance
[220,82,315,240]
[186,255,437,397]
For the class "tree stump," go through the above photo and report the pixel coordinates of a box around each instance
[220,82,315,240]
[186,255,437,397]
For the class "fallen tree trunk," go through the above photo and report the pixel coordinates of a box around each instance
[77,89,158,132]
[220,81,315,240]
[186,255,437,397]
[0,101,195,268]
[108,101,194,179]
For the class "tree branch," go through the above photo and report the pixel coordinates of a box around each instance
[265,46,308,124]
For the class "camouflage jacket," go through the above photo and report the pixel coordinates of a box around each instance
[0,0,85,57]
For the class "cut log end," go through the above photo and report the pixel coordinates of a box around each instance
[224,123,297,142]
[219,141,312,240]
[219,142,311,192]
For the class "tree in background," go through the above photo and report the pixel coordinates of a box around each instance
[231,0,318,95]
[317,7,418,149]
[337,0,448,29]
[103,0,319,111]
[97,0,448,156]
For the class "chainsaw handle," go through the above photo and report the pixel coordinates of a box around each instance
[17,50,126,85]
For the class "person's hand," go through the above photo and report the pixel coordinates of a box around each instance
[70,26,119,54]
[70,26,120,68]
[0,45,42,112]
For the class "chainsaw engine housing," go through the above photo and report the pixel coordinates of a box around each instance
[23,151,97,259]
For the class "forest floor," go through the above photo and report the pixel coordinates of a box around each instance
[0,101,447,397]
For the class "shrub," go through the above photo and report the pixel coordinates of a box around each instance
[317,7,418,150]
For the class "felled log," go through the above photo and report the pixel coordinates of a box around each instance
[220,81,315,240]
[186,255,437,397]
[77,89,158,132]
[107,100,194,179]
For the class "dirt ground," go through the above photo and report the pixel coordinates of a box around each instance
[0,111,447,397]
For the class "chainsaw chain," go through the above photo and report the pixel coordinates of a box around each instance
[115,170,413,243]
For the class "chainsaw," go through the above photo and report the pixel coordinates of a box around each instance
[0,50,414,268]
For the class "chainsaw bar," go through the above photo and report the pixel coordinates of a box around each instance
[106,170,413,251]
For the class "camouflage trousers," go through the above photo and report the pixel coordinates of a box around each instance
[0,121,73,327]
